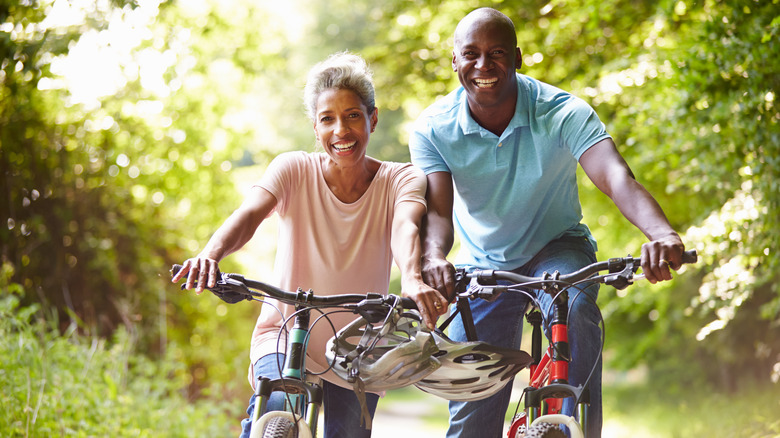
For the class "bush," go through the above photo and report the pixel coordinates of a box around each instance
[0,270,238,437]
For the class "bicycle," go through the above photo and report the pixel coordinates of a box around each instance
[169,264,442,438]
[425,249,698,438]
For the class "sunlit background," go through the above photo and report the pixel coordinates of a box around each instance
[2,0,778,436]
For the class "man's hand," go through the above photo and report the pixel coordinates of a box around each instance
[640,233,685,284]
[421,255,457,302]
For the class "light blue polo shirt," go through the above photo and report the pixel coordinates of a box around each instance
[410,73,610,270]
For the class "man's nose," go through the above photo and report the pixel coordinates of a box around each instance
[476,54,493,70]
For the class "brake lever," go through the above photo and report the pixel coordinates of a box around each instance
[461,276,507,302]
[350,294,397,324]
[205,274,252,304]
[603,258,637,290]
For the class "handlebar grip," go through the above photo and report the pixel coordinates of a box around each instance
[681,249,698,265]
[171,264,183,278]
[399,296,418,310]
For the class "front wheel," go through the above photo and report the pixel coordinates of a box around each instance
[522,422,566,438]
[262,416,297,438]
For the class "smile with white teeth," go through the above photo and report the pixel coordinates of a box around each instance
[333,141,356,152]
[474,78,498,88]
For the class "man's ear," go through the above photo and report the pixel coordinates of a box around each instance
[515,47,523,70]
[452,51,458,71]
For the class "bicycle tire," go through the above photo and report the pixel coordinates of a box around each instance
[261,416,297,438]
[521,422,566,438]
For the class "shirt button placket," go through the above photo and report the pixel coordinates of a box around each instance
[495,141,506,167]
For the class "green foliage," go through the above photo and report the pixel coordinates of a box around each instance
[0,266,237,437]
[2,0,779,420]
[0,0,262,393]
[590,0,780,386]
[356,0,780,387]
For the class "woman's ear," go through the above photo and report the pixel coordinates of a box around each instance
[370,108,378,132]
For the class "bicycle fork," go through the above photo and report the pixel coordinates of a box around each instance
[252,308,323,437]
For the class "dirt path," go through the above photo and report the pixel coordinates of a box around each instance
[371,392,449,437]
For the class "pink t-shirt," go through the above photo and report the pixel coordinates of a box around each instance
[248,151,426,389]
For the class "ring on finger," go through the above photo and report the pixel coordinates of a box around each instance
[433,301,442,310]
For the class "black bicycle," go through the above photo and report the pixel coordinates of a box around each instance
[170,264,423,438]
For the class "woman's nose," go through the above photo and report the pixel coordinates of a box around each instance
[334,118,349,134]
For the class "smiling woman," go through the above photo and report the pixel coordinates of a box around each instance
[171,52,449,438]
[313,87,378,202]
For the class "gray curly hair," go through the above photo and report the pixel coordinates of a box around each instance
[303,52,376,121]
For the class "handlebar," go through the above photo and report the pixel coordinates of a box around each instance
[170,264,418,323]
[458,249,698,299]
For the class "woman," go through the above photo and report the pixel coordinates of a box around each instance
[172,52,448,437]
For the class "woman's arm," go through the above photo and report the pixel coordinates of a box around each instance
[172,186,278,293]
[391,200,448,329]
[579,138,685,283]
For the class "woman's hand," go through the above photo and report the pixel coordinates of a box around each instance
[171,256,220,294]
[403,278,449,330]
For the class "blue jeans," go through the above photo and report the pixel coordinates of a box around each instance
[447,236,602,438]
[239,353,379,438]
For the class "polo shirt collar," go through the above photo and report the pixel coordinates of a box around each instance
[457,74,531,138]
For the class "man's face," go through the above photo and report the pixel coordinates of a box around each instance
[452,18,522,111]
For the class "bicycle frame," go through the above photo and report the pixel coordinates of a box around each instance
[455,249,698,437]
[507,301,587,438]
[170,265,420,438]
[442,278,587,437]
[456,280,587,438]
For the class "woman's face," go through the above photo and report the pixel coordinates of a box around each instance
[313,88,377,165]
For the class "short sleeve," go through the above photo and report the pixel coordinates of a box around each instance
[409,121,451,175]
[557,96,611,160]
[254,151,307,216]
[390,162,427,209]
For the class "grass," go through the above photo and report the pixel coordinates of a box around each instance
[0,287,240,437]
[604,382,780,438]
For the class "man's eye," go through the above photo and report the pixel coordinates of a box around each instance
[319,116,332,123]
[348,112,361,119]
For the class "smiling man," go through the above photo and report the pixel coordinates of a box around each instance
[409,7,685,438]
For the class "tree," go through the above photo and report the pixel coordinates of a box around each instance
[356,0,780,386]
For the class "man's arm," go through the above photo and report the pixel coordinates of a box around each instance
[391,200,448,329]
[579,138,685,283]
[171,186,278,293]
[420,171,457,298]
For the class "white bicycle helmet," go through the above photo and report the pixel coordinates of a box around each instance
[326,309,441,392]
[414,329,534,401]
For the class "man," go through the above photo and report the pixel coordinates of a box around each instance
[409,7,685,438]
